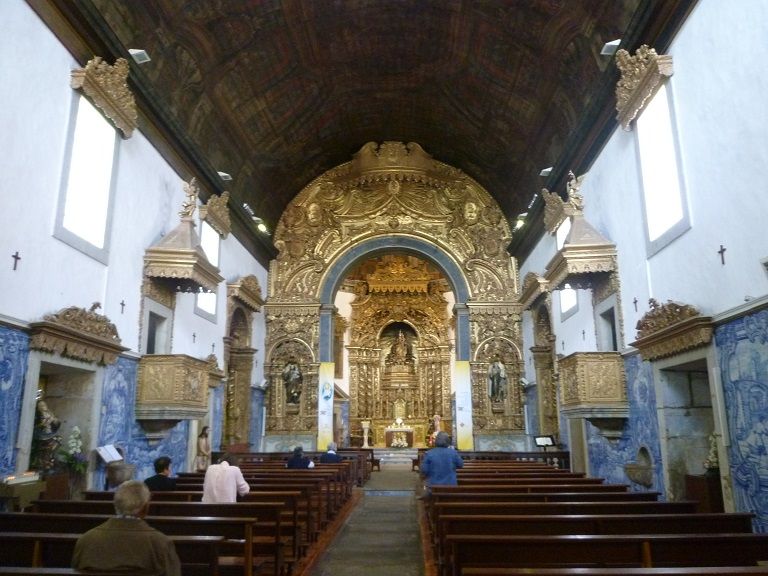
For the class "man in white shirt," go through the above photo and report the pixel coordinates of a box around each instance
[202,453,250,503]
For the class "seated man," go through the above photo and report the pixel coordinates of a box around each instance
[319,441,343,463]
[202,453,250,503]
[144,455,177,491]
[72,480,180,575]
[286,445,315,469]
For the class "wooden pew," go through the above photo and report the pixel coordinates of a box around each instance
[32,499,296,574]
[450,483,632,492]
[427,500,700,541]
[434,513,755,565]
[429,487,661,501]
[445,533,768,576]
[431,500,699,518]
[461,568,768,576]
[0,512,264,576]
[0,531,222,576]
[456,477,606,485]
[0,569,133,576]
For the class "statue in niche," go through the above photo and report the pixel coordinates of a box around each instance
[30,399,62,475]
[487,357,508,403]
[282,362,303,405]
[386,330,412,365]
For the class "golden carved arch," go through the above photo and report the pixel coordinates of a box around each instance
[264,142,522,440]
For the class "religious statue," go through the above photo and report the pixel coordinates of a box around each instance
[30,399,62,475]
[282,362,303,404]
[487,357,507,403]
[386,330,412,365]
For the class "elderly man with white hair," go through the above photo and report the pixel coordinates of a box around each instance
[72,479,180,575]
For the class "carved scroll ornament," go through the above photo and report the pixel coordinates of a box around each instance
[228,275,265,312]
[199,191,231,238]
[29,303,128,365]
[615,45,673,130]
[71,57,137,138]
[632,299,712,361]
[269,142,516,304]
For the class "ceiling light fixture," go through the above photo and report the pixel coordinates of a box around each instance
[600,39,621,56]
[243,203,269,234]
[217,171,232,181]
[128,49,151,64]
[539,167,552,177]
[251,217,269,234]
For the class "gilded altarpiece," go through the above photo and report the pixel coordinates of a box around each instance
[470,304,525,434]
[263,142,523,441]
[345,256,453,445]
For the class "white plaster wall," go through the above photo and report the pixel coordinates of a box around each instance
[552,289,597,357]
[0,0,106,321]
[0,0,268,363]
[522,0,768,347]
[105,132,184,349]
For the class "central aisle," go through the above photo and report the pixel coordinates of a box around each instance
[308,463,425,576]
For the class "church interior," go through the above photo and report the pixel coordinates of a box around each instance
[3,0,768,572]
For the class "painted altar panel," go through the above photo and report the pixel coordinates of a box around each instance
[0,326,29,475]
[716,310,768,532]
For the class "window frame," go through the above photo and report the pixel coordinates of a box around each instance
[53,93,119,264]
[559,283,579,322]
[634,82,690,257]
[194,220,220,322]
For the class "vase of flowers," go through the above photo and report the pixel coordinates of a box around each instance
[57,426,88,499]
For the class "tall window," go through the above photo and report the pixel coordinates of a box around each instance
[559,283,578,320]
[196,221,220,319]
[636,83,689,253]
[55,95,118,262]
[556,217,571,250]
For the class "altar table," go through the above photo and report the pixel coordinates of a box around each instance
[385,428,414,447]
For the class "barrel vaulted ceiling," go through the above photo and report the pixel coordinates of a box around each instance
[31,0,695,264]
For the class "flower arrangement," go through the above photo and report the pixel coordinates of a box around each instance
[703,433,719,471]
[58,426,88,476]
[390,432,409,448]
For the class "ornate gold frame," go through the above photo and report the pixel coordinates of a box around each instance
[631,299,713,361]
[29,303,128,365]
[71,57,137,138]
[615,45,673,131]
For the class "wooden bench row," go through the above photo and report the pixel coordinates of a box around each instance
[445,533,768,576]
[0,508,279,576]
[460,568,768,576]
[0,531,222,576]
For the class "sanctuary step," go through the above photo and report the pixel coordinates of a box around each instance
[374,447,419,465]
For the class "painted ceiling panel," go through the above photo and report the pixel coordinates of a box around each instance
[84,0,645,248]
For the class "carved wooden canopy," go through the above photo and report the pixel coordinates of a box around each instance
[29,303,128,365]
[631,299,713,361]
[70,56,137,138]
[143,179,224,294]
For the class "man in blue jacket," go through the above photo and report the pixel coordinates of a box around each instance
[419,431,463,496]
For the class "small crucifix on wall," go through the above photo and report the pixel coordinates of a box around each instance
[11,251,21,270]
[120,300,126,314]
[633,297,638,312]
[718,244,727,265]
